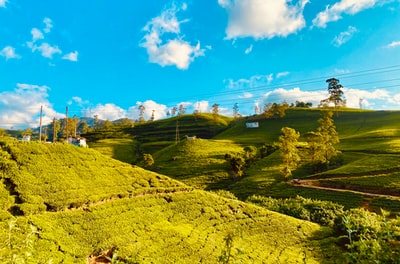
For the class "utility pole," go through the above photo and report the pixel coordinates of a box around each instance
[175,120,180,143]
[73,115,78,137]
[66,106,69,141]
[53,117,56,143]
[39,105,43,142]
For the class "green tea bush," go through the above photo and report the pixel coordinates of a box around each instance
[334,208,400,263]
[247,195,344,227]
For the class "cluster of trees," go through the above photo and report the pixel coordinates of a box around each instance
[278,109,340,179]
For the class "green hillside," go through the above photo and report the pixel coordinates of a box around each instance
[0,139,342,263]
[131,109,400,213]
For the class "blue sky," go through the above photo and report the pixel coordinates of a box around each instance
[1,0,400,128]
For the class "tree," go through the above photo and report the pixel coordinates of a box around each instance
[264,102,288,119]
[318,110,340,166]
[233,103,239,119]
[212,103,219,120]
[307,110,340,170]
[0,128,6,137]
[103,120,113,129]
[150,110,155,122]
[277,127,301,179]
[320,78,346,113]
[143,153,154,167]
[225,153,246,178]
[295,101,312,108]
[78,119,89,134]
[170,107,177,116]
[138,105,145,123]
[178,104,185,116]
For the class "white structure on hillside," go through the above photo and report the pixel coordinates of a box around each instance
[246,122,259,128]
[21,135,31,141]
[67,137,87,147]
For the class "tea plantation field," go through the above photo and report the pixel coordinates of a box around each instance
[0,139,343,263]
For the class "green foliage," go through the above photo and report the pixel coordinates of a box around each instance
[263,102,289,119]
[0,218,39,263]
[334,209,400,263]
[259,144,277,159]
[225,153,246,178]
[247,195,344,227]
[0,139,344,262]
[142,153,154,167]
[277,127,301,179]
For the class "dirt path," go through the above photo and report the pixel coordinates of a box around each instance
[294,180,400,200]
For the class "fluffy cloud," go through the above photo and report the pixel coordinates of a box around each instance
[239,92,253,99]
[263,87,327,106]
[43,17,53,33]
[218,0,309,39]
[26,18,78,61]
[244,44,253,54]
[386,40,400,48]
[313,0,382,28]
[34,43,62,58]
[62,51,79,62]
[0,46,21,60]
[0,84,63,129]
[332,26,358,47]
[0,0,7,7]
[86,103,127,121]
[260,86,399,110]
[343,88,390,108]
[141,4,206,70]
[276,71,290,78]
[128,100,167,121]
[225,74,274,90]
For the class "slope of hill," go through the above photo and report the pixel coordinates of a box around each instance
[152,138,244,189]
[0,139,342,263]
[141,109,400,213]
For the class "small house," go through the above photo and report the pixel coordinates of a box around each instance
[21,135,31,141]
[246,122,259,128]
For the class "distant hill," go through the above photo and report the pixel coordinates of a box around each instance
[0,139,342,262]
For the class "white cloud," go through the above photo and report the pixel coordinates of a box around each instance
[276,71,290,78]
[43,17,53,33]
[259,86,399,110]
[386,40,400,48]
[0,46,21,60]
[313,0,384,28]
[68,96,89,106]
[0,84,63,129]
[26,18,78,61]
[30,28,44,42]
[27,27,62,58]
[334,68,350,74]
[128,100,167,121]
[141,4,206,70]
[244,44,253,54]
[195,100,209,113]
[33,43,62,58]
[62,51,79,62]
[332,26,358,47]
[239,92,253,99]
[0,0,7,8]
[263,87,327,106]
[218,0,309,39]
[225,74,274,90]
[88,103,127,121]
[343,88,390,108]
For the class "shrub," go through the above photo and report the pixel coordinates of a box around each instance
[247,195,344,227]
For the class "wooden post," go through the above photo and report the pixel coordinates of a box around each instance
[53,117,56,143]
[39,105,43,142]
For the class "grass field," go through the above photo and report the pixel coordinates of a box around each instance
[0,139,344,263]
